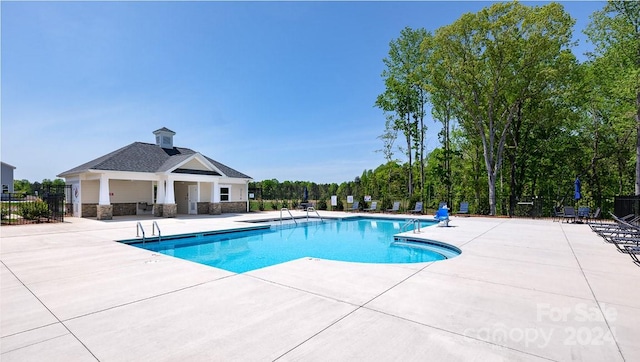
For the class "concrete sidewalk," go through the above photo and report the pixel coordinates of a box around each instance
[1,213,638,361]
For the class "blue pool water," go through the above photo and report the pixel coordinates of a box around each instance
[126,217,459,273]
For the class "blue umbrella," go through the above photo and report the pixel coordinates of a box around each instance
[303,186,308,202]
[574,177,581,200]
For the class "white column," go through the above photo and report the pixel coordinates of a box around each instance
[212,179,220,202]
[157,179,166,204]
[165,177,175,204]
[73,183,81,217]
[98,174,110,205]
[209,182,215,202]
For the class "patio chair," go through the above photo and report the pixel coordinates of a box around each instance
[589,207,601,223]
[562,206,577,223]
[577,206,591,223]
[456,202,469,216]
[363,201,378,212]
[409,201,423,214]
[552,206,564,222]
[386,201,400,213]
[348,201,360,212]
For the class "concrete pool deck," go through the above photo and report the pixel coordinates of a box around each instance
[1,212,638,361]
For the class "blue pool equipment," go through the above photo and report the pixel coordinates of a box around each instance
[435,204,450,227]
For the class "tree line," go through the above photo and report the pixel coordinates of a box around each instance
[11,179,66,196]
[252,1,639,217]
[373,1,639,216]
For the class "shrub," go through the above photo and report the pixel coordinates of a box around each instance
[317,199,327,210]
[1,202,10,220]
[270,200,279,210]
[19,200,50,220]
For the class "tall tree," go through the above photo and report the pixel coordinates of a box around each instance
[585,0,640,195]
[432,2,575,215]
[376,27,429,199]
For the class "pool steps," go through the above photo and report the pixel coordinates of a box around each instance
[392,237,461,259]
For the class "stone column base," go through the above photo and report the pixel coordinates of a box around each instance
[153,204,163,217]
[209,202,221,215]
[97,204,113,220]
[162,204,177,218]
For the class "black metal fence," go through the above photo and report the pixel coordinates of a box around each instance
[614,195,640,219]
[447,193,619,219]
[1,185,70,225]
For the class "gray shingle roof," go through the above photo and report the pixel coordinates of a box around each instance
[58,142,251,179]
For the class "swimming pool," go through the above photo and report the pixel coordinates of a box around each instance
[124,217,460,273]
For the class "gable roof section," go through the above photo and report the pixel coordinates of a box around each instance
[58,142,251,179]
[204,156,251,179]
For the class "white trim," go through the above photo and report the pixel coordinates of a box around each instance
[165,153,227,177]
[219,184,231,202]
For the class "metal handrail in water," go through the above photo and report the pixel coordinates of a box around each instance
[401,219,421,233]
[306,207,323,222]
[280,208,297,225]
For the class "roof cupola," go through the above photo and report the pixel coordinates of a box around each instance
[153,127,176,149]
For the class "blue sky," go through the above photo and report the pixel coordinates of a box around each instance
[1,1,605,184]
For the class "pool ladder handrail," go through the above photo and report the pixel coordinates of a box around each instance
[136,222,146,244]
[280,208,297,225]
[306,206,323,222]
[401,219,421,233]
[137,221,161,244]
[152,221,161,242]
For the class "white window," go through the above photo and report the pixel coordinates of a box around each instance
[220,187,230,201]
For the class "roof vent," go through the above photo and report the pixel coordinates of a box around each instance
[153,127,176,149]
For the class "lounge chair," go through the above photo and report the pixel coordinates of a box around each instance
[348,201,360,212]
[624,245,640,266]
[589,212,640,249]
[409,201,423,214]
[610,212,640,230]
[386,201,400,213]
[363,201,378,212]
[456,202,469,216]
